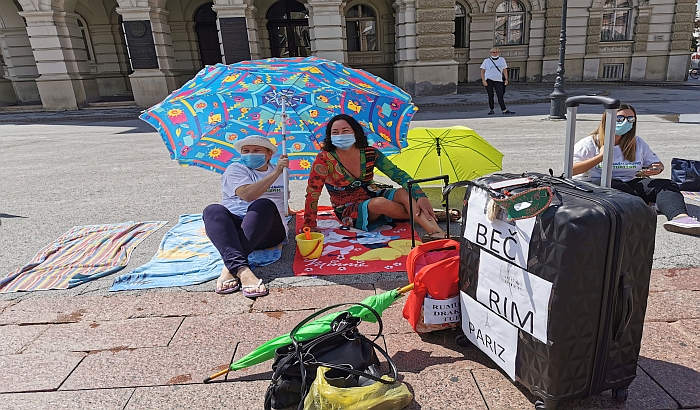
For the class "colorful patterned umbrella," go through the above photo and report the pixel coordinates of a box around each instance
[140,57,417,181]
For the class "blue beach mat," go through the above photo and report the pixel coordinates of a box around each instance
[110,214,286,291]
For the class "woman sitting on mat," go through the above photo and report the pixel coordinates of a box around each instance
[203,136,289,296]
[573,103,700,236]
[302,114,452,242]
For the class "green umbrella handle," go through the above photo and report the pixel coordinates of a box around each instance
[203,368,230,383]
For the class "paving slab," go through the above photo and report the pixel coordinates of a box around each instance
[251,284,375,312]
[1,388,134,410]
[226,340,274,382]
[358,304,415,336]
[649,267,700,293]
[124,381,269,409]
[472,368,534,409]
[23,317,183,354]
[558,367,678,410]
[403,363,487,409]
[671,318,700,343]
[0,324,47,355]
[60,343,235,390]
[384,331,491,374]
[169,310,314,347]
[0,300,17,313]
[124,291,253,318]
[638,322,700,408]
[0,351,86,393]
[0,294,138,325]
[644,289,700,322]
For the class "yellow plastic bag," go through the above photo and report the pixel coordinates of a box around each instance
[302,366,413,410]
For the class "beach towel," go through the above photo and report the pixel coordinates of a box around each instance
[293,210,419,276]
[0,221,167,293]
[110,214,286,291]
[682,191,700,202]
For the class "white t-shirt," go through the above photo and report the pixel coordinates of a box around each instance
[221,163,288,232]
[480,57,507,82]
[572,135,660,182]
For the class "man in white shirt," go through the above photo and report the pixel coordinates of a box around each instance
[480,47,515,115]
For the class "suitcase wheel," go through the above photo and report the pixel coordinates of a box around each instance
[455,334,470,347]
[534,399,558,410]
[612,387,629,402]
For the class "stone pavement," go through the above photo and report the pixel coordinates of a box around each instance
[0,266,699,409]
[1,84,699,409]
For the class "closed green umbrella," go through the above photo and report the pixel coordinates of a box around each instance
[204,287,411,382]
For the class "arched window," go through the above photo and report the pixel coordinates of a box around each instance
[194,2,223,66]
[76,16,95,63]
[495,1,525,46]
[601,0,631,42]
[454,3,467,48]
[346,4,377,52]
[267,0,310,58]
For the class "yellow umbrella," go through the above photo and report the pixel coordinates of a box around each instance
[388,126,503,182]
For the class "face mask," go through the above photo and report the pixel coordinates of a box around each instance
[615,120,633,136]
[331,134,356,150]
[240,153,267,169]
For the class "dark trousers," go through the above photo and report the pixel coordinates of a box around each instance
[203,198,286,273]
[611,178,687,220]
[485,79,507,111]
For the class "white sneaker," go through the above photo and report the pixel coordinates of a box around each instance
[663,216,700,236]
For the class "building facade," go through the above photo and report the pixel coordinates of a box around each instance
[0,0,696,110]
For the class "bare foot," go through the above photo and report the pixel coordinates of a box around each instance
[237,266,267,295]
[215,266,240,294]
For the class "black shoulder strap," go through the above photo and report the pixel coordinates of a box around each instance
[489,58,502,74]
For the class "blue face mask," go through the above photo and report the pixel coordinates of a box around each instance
[240,153,267,169]
[331,134,356,150]
[615,120,633,136]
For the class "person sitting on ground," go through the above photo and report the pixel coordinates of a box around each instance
[302,114,452,242]
[203,136,290,296]
[573,103,700,236]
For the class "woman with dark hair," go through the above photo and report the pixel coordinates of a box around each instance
[573,103,699,235]
[302,114,451,241]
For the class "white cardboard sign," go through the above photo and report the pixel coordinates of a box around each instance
[423,295,461,325]
[476,252,553,343]
[464,188,536,269]
[460,292,518,380]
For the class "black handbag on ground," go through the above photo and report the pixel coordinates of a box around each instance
[264,303,399,410]
[671,157,700,191]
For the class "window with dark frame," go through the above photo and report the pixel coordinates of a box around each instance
[601,0,631,42]
[346,4,378,52]
[454,3,467,48]
[494,0,525,46]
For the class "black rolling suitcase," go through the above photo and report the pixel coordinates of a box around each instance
[449,96,657,410]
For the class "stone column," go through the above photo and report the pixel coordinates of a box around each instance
[19,11,100,110]
[526,10,546,82]
[542,2,563,81]
[629,5,652,81]
[87,24,130,96]
[213,1,257,64]
[394,0,418,88]
[583,7,602,81]
[666,0,696,81]
[466,12,492,83]
[116,7,178,108]
[411,0,457,95]
[0,27,40,103]
[307,0,346,63]
[170,21,199,85]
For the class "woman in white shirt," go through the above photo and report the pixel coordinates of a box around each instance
[573,103,700,236]
[203,136,289,296]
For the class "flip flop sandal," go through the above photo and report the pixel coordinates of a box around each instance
[434,208,462,222]
[215,277,241,294]
[242,279,269,298]
[420,232,460,243]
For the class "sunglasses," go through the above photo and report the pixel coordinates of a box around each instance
[616,115,636,123]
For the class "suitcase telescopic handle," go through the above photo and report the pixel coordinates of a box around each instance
[613,271,634,342]
[563,96,621,188]
[408,176,450,248]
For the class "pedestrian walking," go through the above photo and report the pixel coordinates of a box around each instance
[480,47,514,115]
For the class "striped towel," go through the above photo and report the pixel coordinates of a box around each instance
[682,191,700,202]
[0,221,167,293]
[109,214,286,291]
